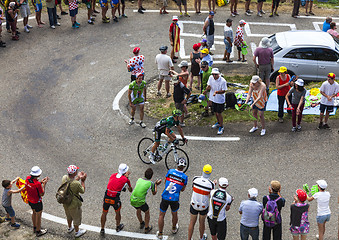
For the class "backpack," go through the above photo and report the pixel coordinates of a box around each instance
[262,195,282,227]
[56,180,73,205]
[225,92,237,109]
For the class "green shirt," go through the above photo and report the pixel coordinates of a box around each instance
[130,178,155,207]
[129,80,146,104]
[202,67,212,91]
[61,175,84,209]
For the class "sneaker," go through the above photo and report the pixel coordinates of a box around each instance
[138,8,144,14]
[166,93,171,98]
[247,9,253,13]
[316,234,319,239]
[102,18,110,23]
[26,24,33,29]
[234,11,239,15]
[297,125,301,131]
[257,12,262,17]
[122,14,128,18]
[179,12,183,17]
[139,221,145,229]
[11,223,20,228]
[260,129,266,136]
[75,22,80,26]
[245,11,251,16]
[179,122,185,127]
[113,17,119,22]
[141,6,146,10]
[231,12,236,17]
[202,111,209,117]
[317,122,323,129]
[249,127,258,133]
[156,231,163,239]
[217,126,224,135]
[184,12,190,17]
[129,118,134,125]
[212,122,220,129]
[5,218,11,221]
[144,225,152,234]
[140,122,146,128]
[274,12,279,16]
[61,11,68,15]
[50,25,56,29]
[24,27,30,33]
[157,91,162,96]
[202,233,208,240]
[75,229,86,238]
[100,229,105,236]
[149,154,155,164]
[171,223,179,234]
[278,118,283,123]
[116,223,124,232]
[56,22,61,26]
[36,229,48,237]
[291,127,296,132]
[261,10,265,14]
[322,124,330,129]
[67,226,74,233]
[72,24,79,29]
[94,9,100,13]
[105,16,110,20]
[88,20,94,24]
[12,35,19,41]
[57,15,61,19]
[269,13,273,17]
[0,41,6,48]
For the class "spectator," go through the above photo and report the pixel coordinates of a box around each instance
[156,158,188,240]
[159,0,168,14]
[223,18,233,63]
[203,68,227,135]
[322,16,332,32]
[69,0,79,28]
[244,0,253,16]
[200,48,213,67]
[318,73,339,129]
[285,79,306,132]
[128,73,147,127]
[46,0,59,29]
[56,0,67,17]
[2,177,25,229]
[100,0,110,23]
[25,166,49,237]
[91,0,99,16]
[234,20,247,62]
[269,0,280,17]
[203,12,215,54]
[239,188,263,240]
[0,6,5,47]
[200,38,208,50]
[100,163,132,236]
[275,66,291,123]
[0,0,10,33]
[290,189,309,239]
[187,164,215,240]
[155,45,174,97]
[84,0,94,24]
[130,168,161,234]
[177,0,189,17]
[189,43,202,90]
[305,0,314,16]
[137,0,145,14]
[117,0,127,18]
[291,0,300,18]
[207,178,233,240]
[257,0,265,17]
[32,0,44,28]
[171,60,189,87]
[19,0,32,33]
[194,0,201,14]
[199,60,212,117]
[169,16,181,63]
[327,22,338,39]
[208,0,215,12]
[262,180,285,240]
[245,76,268,136]
[307,180,331,240]
[110,0,119,23]
[7,2,19,40]
[125,47,145,82]
[230,0,238,17]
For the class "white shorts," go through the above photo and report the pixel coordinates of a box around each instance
[20,4,31,18]
[159,74,171,81]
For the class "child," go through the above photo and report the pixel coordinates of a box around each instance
[69,0,79,28]
[130,168,161,234]
[234,20,246,62]
[290,189,309,239]
[0,7,6,47]
[285,79,306,132]
[307,180,331,240]
[32,0,45,27]
[7,2,19,40]
[170,60,189,87]
[2,177,25,228]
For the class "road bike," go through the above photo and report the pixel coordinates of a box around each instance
[137,137,189,173]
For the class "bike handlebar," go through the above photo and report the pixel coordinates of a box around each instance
[178,139,187,146]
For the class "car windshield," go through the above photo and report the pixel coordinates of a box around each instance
[268,34,282,54]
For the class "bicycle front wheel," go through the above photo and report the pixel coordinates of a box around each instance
[137,137,154,164]
[165,148,189,173]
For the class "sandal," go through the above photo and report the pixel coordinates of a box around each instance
[145,225,152,234]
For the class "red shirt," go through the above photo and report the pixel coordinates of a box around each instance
[106,173,131,198]
[25,176,43,204]
[277,74,291,96]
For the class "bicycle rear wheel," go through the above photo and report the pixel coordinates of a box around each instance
[165,148,189,173]
[137,137,154,164]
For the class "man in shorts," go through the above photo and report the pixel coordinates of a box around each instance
[203,12,214,54]
[223,19,233,63]
[188,164,215,240]
[84,0,94,24]
[318,73,339,129]
[100,163,132,236]
[176,0,189,17]
[173,75,191,127]
[156,158,188,240]
[257,0,265,17]
[128,73,147,127]
[100,0,110,23]
[155,45,174,97]
[203,68,227,135]
[130,168,162,234]
[19,0,32,33]
[305,0,314,16]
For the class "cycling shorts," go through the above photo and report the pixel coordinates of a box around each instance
[154,127,172,142]
[160,199,179,213]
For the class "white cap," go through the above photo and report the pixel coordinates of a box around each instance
[295,79,304,87]
[248,188,258,198]
[219,177,228,187]
[316,180,327,189]
[250,75,260,83]
[211,68,220,75]
[116,163,129,178]
[30,166,42,177]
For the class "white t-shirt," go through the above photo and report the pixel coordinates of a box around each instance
[207,189,232,221]
[319,80,339,106]
[207,76,227,104]
[155,54,173,76]
[313,191,331,216]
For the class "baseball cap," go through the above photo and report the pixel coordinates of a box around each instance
[295,79,304,87]
[201,61,208,67]
[178,61,188,68]
[193,43,200,51]
[177,157,187,167]
[209,11,215,16]
[30,166,42,177]
[67,165,79,174]
[226,18,233,23]
[219,177,228,187]
[296,189,307,202]
[278,66,287,73]
[201,38,207,43]
[172,16,179,21]
[211,68,220,75]
[200,48,209,54]
[117,163,129,178]
[248,188,258,198]
[328,73,336,79]
[316,180,327,189]
[133,47,140,54]
[159,45,168,51]
[250,75,260,83]
[239,19,246,25]
[261,37,271,48]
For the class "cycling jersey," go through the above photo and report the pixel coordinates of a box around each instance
[106,173,131,198]
[155,116,179,131]
[190,176,215,211]
[162,169,188,202]
[207,189,232,222]
[130,178,155,207]
[129,80,146,104]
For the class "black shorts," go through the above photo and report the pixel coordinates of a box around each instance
[212,102,224,113]
[133,203,149,212]
[237,46,242,51]
[190,205,208,216]
[29,201,43,212]
[160,199,179,213]
[208,217,227,239]
[103,195,121,212]
[319,104,334,113]
[154,127,166,142]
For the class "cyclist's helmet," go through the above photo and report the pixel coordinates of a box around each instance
[296,189,307,202]
[177,157,187,167]
[172,109,183,117]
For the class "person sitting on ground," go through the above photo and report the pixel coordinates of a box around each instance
[322,16,332,32]
[130,168,161,234]
[128,73,147,128]
[290,189,309,240]
[189,43,202,90]
[327,22,339,39]
[172,75,191,127]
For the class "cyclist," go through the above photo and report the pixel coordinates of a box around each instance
[149,109,187,164]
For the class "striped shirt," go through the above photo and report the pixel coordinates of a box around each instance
[190,176,215,211]
[252,85,267,109]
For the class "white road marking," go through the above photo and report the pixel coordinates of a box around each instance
[251,42,257,56]
[27,211,168,239]
[312,22,323,31]
[177,135,240,141]
[133,9,210,13]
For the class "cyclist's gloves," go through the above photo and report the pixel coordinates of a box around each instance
[183,138,188,144]
[173,139,179,145]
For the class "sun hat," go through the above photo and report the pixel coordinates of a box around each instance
[296,189,307,202]
[328,73,336,79]
[172,16,179,21]
[316,180,327,189]
[250,75,260,83]
[67,165,79,174]
[278,66,287,73]
[159,45,168,51]
[295,79,304,87]
[261,37,271,48]
[239,19,246,25]
[178,60,188,68]
[200,48,209,54]
[133,47,140,54]
[219,178,229,187]
[201,38,207,43]
[177,157,187,167]
[209,11,215,16]
[30,166,42,177]
[248,188,258,198]
[211,68,220,75]
[117,163,129,178]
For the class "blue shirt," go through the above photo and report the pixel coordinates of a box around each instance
[239,199,263,227]
[202,54,213,67]
[322,21,330,32]
[161,169,188,202]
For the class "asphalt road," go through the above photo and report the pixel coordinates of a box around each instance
[0,7,338,240]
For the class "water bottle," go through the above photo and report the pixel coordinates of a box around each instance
[158,144,163,152]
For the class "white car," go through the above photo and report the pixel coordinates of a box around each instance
[268,30,339,81]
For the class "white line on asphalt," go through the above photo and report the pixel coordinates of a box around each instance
[133,9,210,13]
[27,211,168,240]
[312,22,323,31]
[113,85,129,111]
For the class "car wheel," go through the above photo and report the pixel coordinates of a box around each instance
[270,71,279,82]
